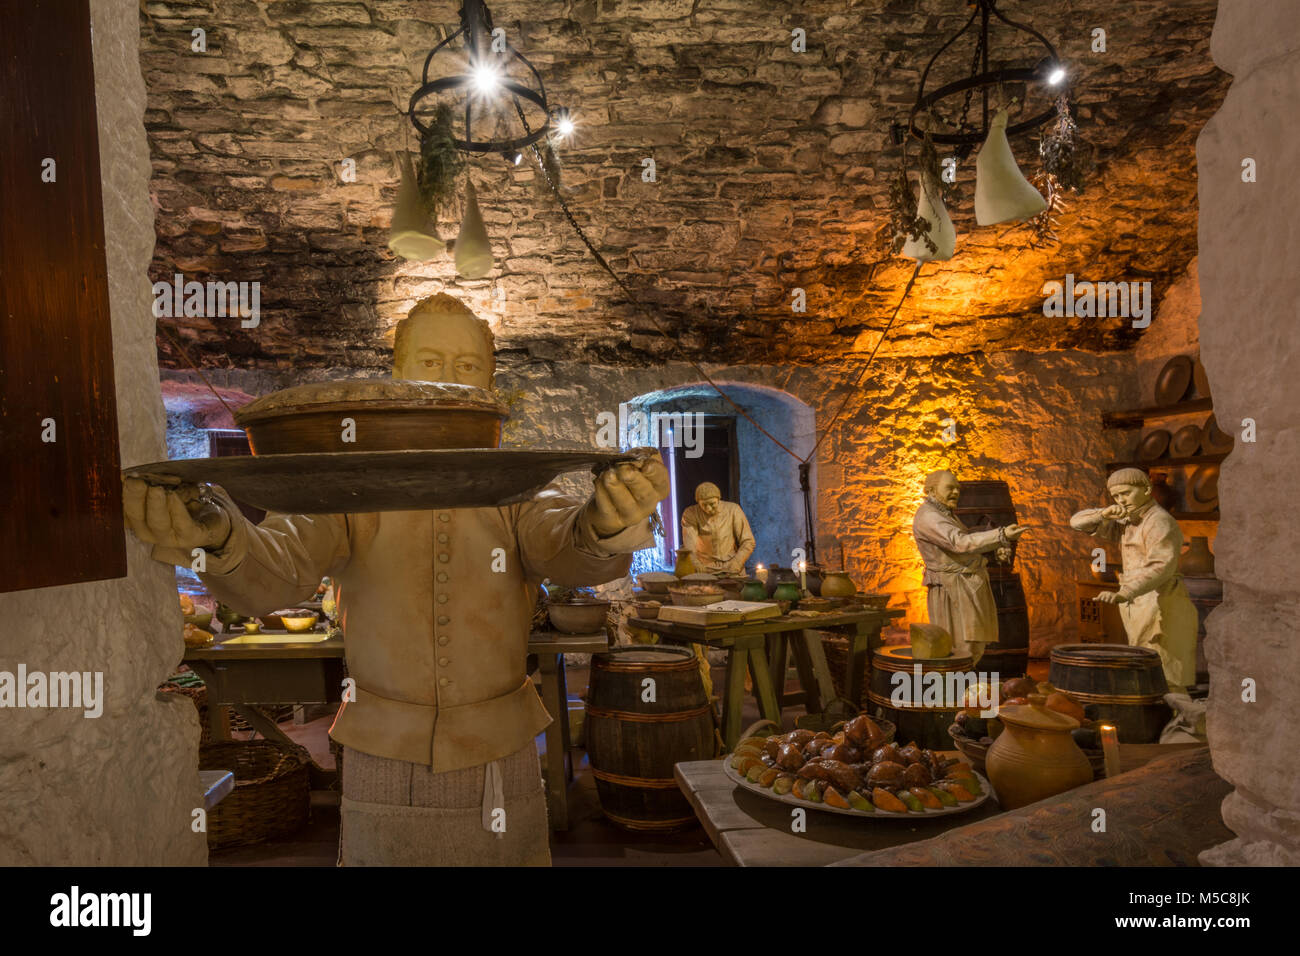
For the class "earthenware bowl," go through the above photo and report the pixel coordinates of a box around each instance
[547,600,611,634]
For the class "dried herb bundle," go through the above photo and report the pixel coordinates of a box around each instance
[1039,95,1092,192]
[886,133,948,255]
[417,103,465,220]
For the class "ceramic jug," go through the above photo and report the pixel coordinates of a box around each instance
[672,548,696,579]
[1180,536,1215,576]
[985,694,1093,810]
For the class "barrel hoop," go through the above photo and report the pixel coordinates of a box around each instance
[1057,688,1168,705]
[1051,654,1162,669]
[585,703,713,723]
[601,810,697,831]
[594,657,700,674]
[591,768,681,789]
[871,658,974,674]
[867,690,961,712]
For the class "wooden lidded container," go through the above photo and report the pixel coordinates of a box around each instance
[1048,644,1172,743]
[233,379,508,454]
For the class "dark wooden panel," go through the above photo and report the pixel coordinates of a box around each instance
[0,0,126,592]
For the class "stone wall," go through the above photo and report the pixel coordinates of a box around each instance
[1196,0,1300,866]
[0,0,207,866]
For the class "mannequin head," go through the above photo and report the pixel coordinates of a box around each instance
[1107,468,1152,516]
[694,481,722,517]
[393,294,494,388]
[924,470,960,509]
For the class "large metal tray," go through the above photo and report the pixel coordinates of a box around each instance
[123,448,634,513]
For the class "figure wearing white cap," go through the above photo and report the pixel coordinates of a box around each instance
[1070,468,1199,691]
[679,482,756,575]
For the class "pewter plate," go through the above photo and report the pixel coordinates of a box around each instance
[721,760,992,819]
[123,448,635,513]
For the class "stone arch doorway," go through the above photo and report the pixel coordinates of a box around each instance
[623,382,814,577]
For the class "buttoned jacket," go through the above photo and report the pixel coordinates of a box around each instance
[194,484,650,771]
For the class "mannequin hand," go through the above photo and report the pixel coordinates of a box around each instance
[586,454,670,537]
[1094,591,1126,605]
[123,477,231,553]
[994,546,1012,563]
[1003,524,1028,540]
[1101,504,1127,520]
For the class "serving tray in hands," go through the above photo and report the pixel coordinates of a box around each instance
[721,759,992,819]
[123,448,635,513]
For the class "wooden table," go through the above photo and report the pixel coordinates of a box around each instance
[528,629,609,831]
[184,631,345,788]
[634,608,903,750]
[675,743,1205,866]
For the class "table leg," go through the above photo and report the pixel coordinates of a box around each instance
[746,640,783,731]
[537,652,568,831]
[845,620,875,708]
[767,633,793,708]
[721,646,750,752]
[789,635,822,712]
[801,631,836,709]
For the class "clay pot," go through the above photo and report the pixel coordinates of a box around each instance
[672,549,696,579]
[739,579,768,602]
[772,581,801,609]
[764,565,799,597]
[985,693,1093,810]
[820,571,857,599]
[803,564,824,596]
[1180,536,1215,576]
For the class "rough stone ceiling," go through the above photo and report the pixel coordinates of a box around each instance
[141,0,1227,372]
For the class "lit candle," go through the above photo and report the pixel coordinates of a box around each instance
[756,564,767,585]
[1099,723,1120,778]
[799,560,807,592]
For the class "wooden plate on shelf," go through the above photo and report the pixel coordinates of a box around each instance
[1192,358,1211,399]
[721,760,991,819]
[1154,355,1194,406]
[124,448,634,513]
[1136,429,1171,461]
[1169,424,1203,459]
[1201,414,1235,455]
[1189,464,1220,507]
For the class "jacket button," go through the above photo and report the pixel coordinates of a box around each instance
[438,657,449,666]
[437,533,449,543]
[438,513,450,523]
[438,593,448,604]
[438,635,449,645]
[437,615,450,625]
[437,572,448,583]
[438,553,450,563]
[438,677,449,687]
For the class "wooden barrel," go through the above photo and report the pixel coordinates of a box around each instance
[982,569,1029,680]
[955,480,1019,570]
[868,646,974,749]
[1048,644,1172,743]
[586,645,715,832]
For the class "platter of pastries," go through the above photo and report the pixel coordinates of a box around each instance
[723,715,991,818]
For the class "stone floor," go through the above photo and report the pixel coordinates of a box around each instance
[208,658,1052,866]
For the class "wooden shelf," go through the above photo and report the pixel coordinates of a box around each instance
[1105,453,1228,470]
[1101,397,1214,430]
[1172,511,1219,522]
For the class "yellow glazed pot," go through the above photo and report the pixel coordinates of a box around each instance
[819,571,856,599]
[672,548,696,578]
[986,694,1093,810]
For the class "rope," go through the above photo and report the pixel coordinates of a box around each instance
[156,321,239,420]
[512,96,923,470]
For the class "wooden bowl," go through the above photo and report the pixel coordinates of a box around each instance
[631,600,662,620]
[667,585,726,607]
[548,600,610,634]
[234,380,507,454]
[856,593,892,610]
[636,573,677,594]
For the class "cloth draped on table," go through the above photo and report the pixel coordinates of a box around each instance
[340,742,549,867]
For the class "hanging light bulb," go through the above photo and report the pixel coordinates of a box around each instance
[471,61,500,95]
[387,151,445,262]
[900,169,955,262]
[454,177,494,279]
[974,108,1048,225]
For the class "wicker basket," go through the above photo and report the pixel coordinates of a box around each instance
[822,635,869,707]
[158,681,212,745]
[198,740,311,849]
